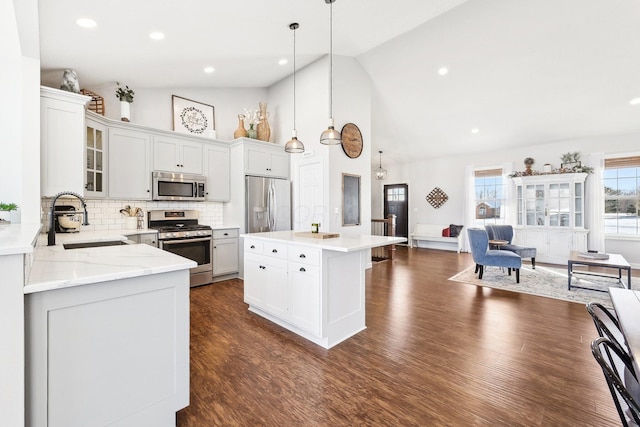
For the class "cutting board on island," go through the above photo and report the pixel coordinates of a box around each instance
[294,231,340,239]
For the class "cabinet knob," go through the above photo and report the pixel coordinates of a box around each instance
[260,265,266,269]
[299,254,306,258]
[224,233,228,236]
[176,164,180,167]
[213,246,217,249]
[272,249,278,253]
[147,189,150,192]
[250,245,255,249]
[299,267,306,272]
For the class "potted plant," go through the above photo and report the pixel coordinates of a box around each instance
[0,202,18,224]
[115,82,135,122]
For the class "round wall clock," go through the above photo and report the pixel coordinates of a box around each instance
[340,123,363,159]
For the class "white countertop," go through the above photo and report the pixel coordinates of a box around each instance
[241,230,406,252]
[24,230,195,294]
[0,223,42,255]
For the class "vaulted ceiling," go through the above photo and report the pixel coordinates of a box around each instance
[38,0,640,165]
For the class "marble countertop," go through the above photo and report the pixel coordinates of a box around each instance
[241,230,406,252]
[0,223,42,255]
[24,230,196,294]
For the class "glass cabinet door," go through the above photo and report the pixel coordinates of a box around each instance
[525,184,545,226]
[85,120,106,197]
[548,183,570,227]
[574,182,583,227]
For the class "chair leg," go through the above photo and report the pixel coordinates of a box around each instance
[531,258,535,269]
[475,264,479,273]
[516,269,520,283]
[507,268,512,276]
[478,265,484,279]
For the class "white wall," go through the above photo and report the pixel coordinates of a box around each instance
[268,55,372,234]
[78,85,269,143]
[372,131,640,266]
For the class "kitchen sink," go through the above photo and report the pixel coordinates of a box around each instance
[63,240,130,250]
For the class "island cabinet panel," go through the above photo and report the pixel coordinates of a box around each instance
[212,228,239,279]
[243,235,369,349]
[26,270,189,427]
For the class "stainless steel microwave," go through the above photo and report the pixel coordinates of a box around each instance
[152,171,206,201]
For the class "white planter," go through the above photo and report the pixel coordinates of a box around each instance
[0,211,11,224]
[125,217,138,230]
[120,101,131,122]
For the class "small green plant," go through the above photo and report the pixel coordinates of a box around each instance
[115,82,135,103]
[0,202,18,211]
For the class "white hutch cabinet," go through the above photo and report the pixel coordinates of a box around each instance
[511,173,588,264]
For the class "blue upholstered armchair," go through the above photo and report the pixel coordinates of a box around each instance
[467,228,522,283]
[485,224,537,269]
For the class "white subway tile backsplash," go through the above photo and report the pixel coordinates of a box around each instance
[40,198,225,232]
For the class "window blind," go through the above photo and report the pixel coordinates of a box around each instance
[604,156,640,169]
[474,168,502,178]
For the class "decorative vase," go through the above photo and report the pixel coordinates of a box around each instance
[234,115,248,139]
[120,101,131,122]
[256,101,271,142]
[247,123,258,139]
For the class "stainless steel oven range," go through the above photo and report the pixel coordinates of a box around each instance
[148,209,212,287]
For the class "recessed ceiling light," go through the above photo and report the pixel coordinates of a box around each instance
[204,66,215,73]
[278,58,288,65]
[76,18,97,28]
[471,128,479,134]
[438,67,448,76]
[629,97,640,105]
[149,32,165,40]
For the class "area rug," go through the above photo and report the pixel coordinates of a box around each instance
[448,265,616,307]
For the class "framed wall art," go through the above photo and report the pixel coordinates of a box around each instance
[342,173,361,226]
[172,95,215,135]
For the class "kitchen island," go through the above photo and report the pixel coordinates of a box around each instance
[24,230,195,427]
[241,231,406,349]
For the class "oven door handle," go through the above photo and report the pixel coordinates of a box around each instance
[162,237,212,246]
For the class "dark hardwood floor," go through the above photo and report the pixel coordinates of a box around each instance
[178,246,623,426]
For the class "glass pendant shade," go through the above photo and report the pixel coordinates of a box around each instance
[320,0,341,145]
[374,150,387,180]
[284,22,304,154]
[285,130,305,153]
[320,118,342,145]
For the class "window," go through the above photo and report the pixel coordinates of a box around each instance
[386,187,405,202]
[604,156,640,235]
[474,168,505,227]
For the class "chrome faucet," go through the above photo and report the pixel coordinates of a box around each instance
[48,191,89,246]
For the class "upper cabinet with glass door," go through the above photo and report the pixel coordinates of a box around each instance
[85,117,107,198]
[513,173,586,229]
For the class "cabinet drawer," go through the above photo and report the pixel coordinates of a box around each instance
[288,245,321,267]
[244,239,263,254]
[213,228,239,239]
[263,241,288,259]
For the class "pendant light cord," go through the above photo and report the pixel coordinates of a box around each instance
[329,0,333,119]
[293,24,297,131]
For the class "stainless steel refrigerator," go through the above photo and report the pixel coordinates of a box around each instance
[245,175,291,233]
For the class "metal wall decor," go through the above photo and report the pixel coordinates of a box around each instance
[426,187,448,209]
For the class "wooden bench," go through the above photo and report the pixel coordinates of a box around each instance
[410,224,463,253]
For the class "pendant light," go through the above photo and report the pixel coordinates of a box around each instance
[374,150,387,180]
[319,0,342,145]
[284,23,305,153]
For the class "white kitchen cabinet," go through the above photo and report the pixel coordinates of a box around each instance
[243,238,322,337]
[512,173,588,264]
[203,143,230,202]
[84,117,107,198]
[26,269,189,427]
[108,127,152,200]
[153,135,203,175]
[287,245,321,335]
[245,141,289,178]
[40,87,91,197]
[212,228,238,278]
